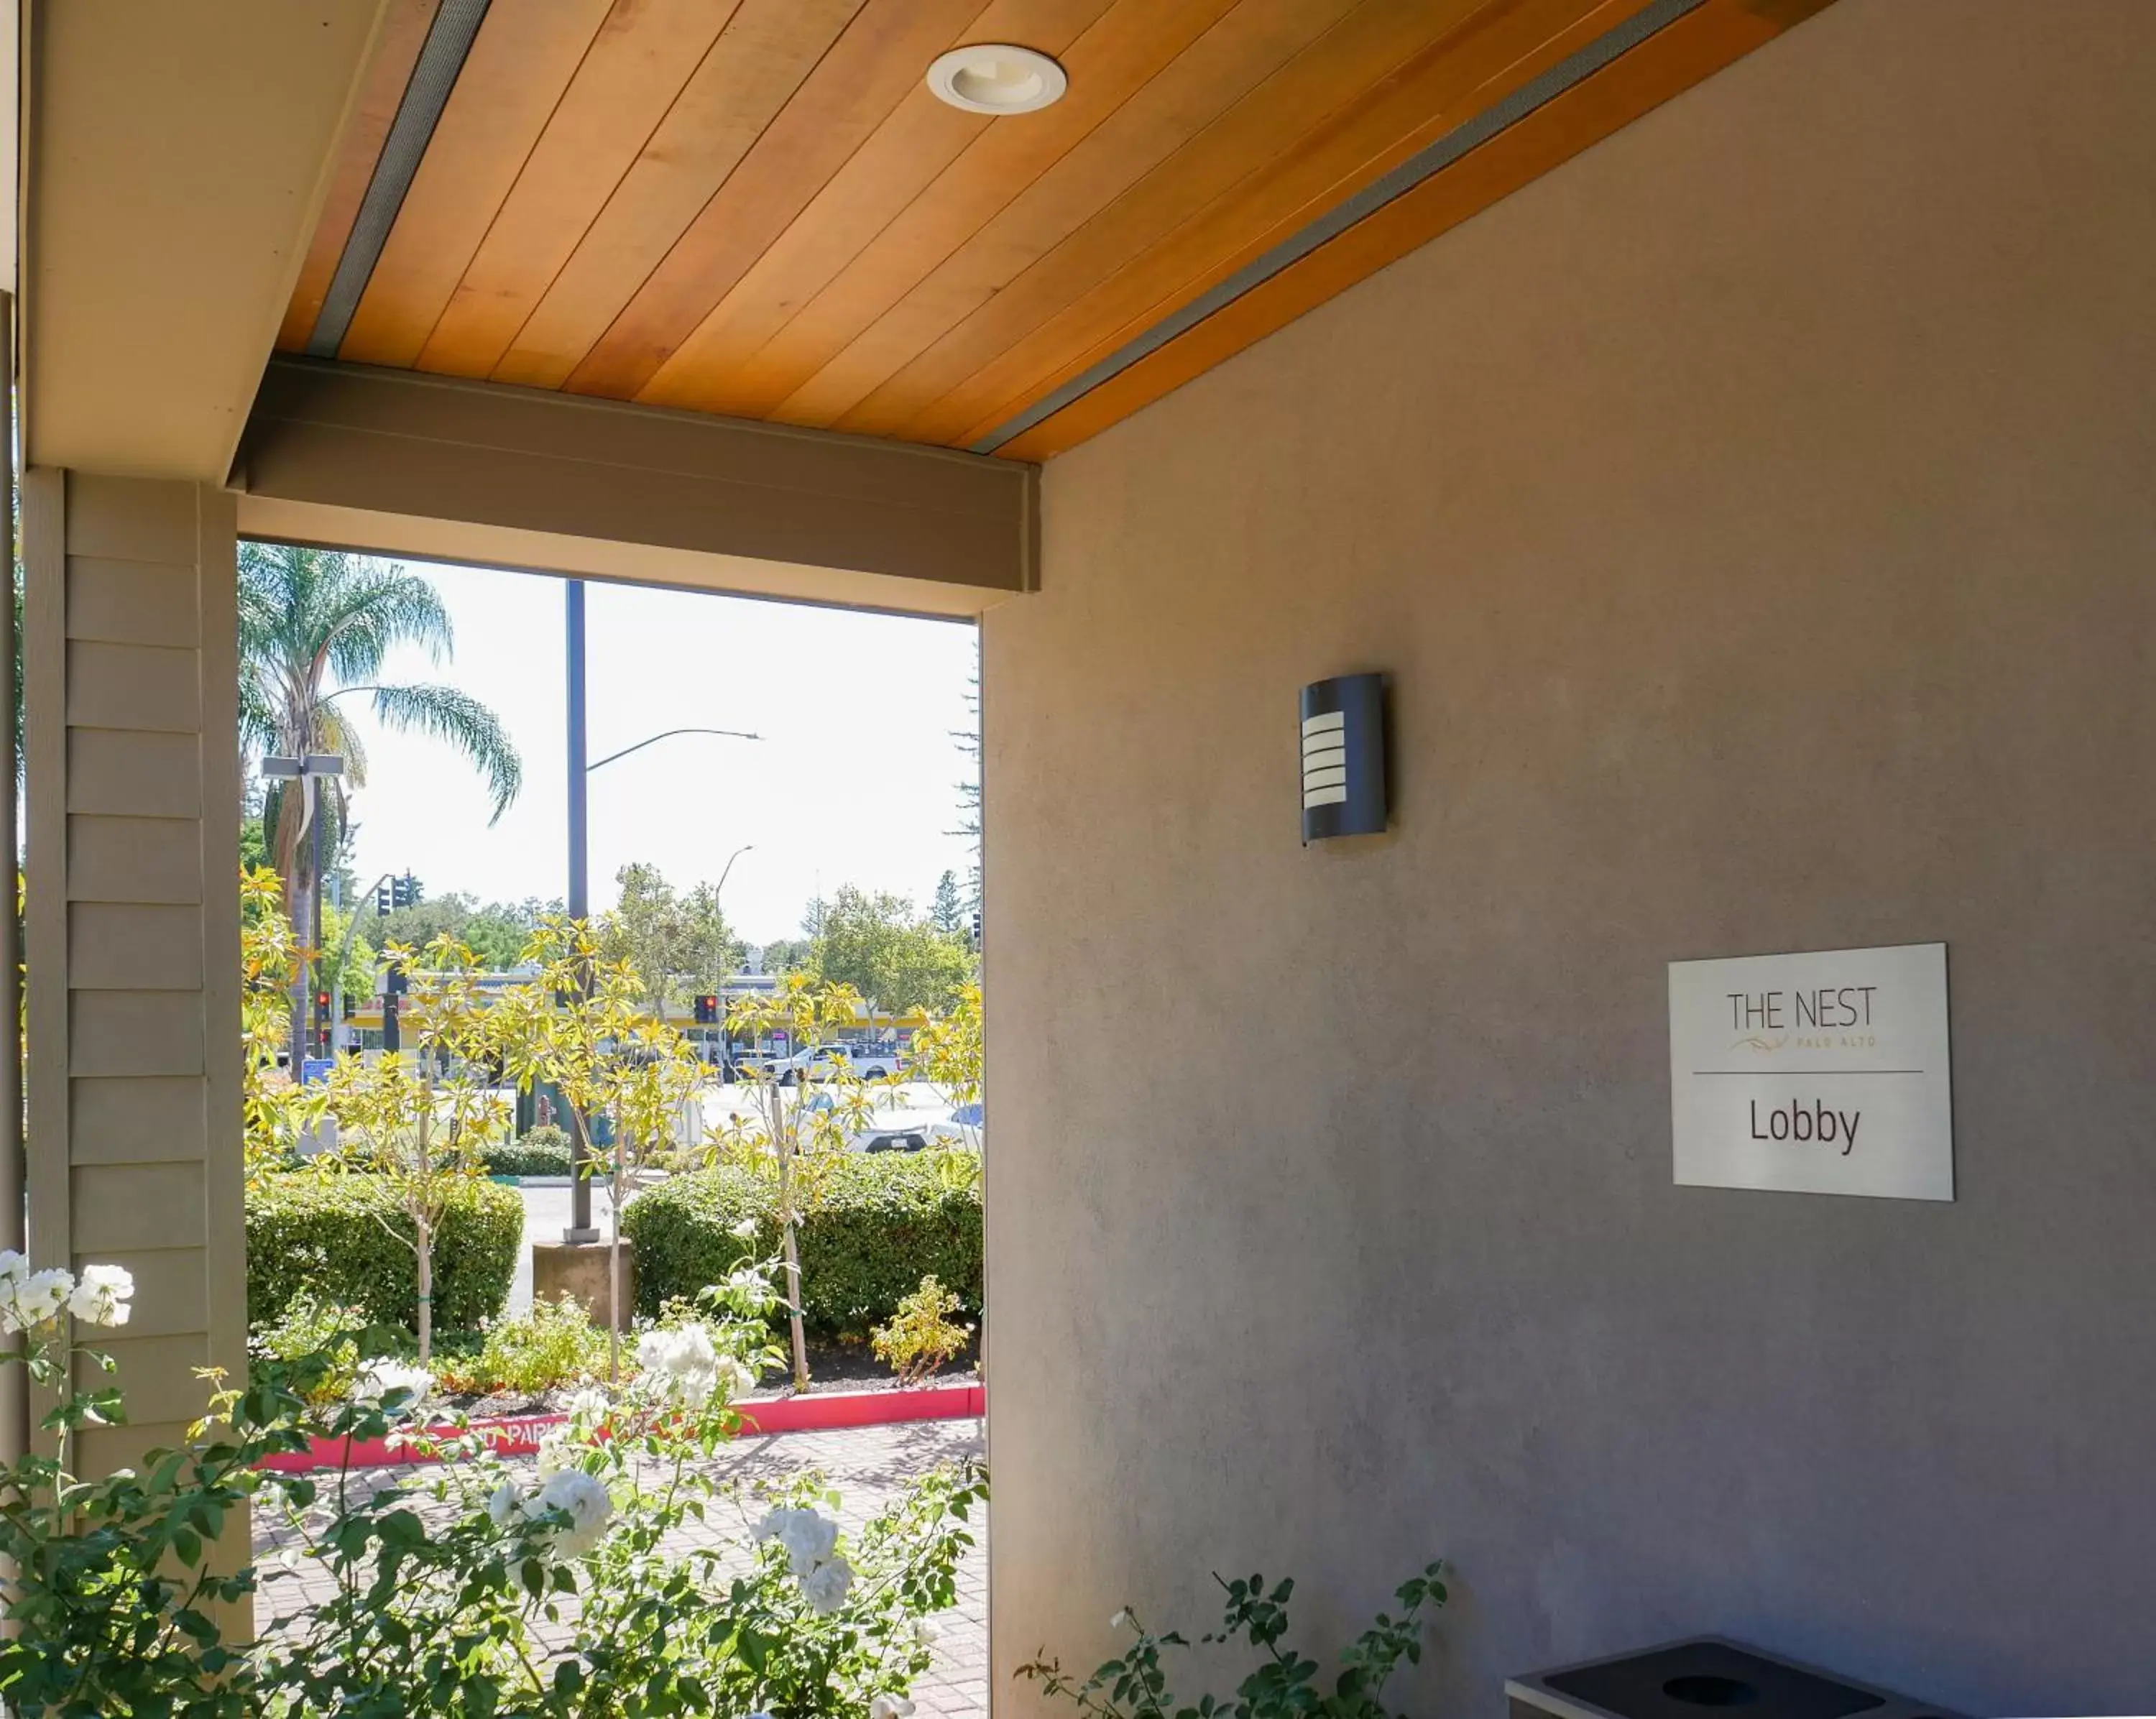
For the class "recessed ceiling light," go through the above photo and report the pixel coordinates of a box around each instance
[926,44,1067,115]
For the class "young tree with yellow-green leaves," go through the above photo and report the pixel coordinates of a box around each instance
[311,934,507,1363]
[907,982,983,1156]
[241,866,307,1185]
[712,976,888,1391]
[490,916,704,1381]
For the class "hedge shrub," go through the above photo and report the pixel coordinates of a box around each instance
[247,1172,522,1336]
[623,1154,982,1335]
[481,1126,573,1179]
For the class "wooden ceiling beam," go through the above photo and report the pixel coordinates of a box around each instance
[236,359,1037,599]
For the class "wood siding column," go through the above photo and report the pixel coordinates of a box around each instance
[22,470,244,1473]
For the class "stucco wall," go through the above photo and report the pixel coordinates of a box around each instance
[982,4,2156,1714]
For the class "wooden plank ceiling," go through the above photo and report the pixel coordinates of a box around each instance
[280,0,1828,461]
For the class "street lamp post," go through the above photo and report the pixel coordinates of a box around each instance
[714,843,755,905]
[561,578,762,1243]
[262,752,346,1075]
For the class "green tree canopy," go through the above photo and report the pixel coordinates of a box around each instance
[596,862,744,1014]
[757,937,815,977]
[315,900,377,999]
[804,885,972,1015]
[930,870,964,935]
[372,892,550,971]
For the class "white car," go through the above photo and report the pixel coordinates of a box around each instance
[775,1041,904,1084]
[847,1110,972,1154]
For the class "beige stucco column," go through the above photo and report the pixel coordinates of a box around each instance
[20,470,245,1475]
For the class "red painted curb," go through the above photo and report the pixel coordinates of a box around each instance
[737,1381,983,1434]
[256,1411,564,1473]
[256,1381,984,1474]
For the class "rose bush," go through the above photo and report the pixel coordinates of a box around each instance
[1020,1565,1449,1719]
[0,1248,985,1718]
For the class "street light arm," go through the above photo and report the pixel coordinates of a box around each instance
[328,872,396,1010]
[714,844,754,900]
[587,727,762,773]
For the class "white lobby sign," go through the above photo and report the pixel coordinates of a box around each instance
[1668,942,1953,1201]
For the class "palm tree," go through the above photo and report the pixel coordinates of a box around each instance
[238,544,522,974]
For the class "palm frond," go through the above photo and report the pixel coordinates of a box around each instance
[317,569,453,685]
[360,682,522,821]
[315,707,372,789]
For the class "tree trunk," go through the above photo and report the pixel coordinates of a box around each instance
[781,1217,808,1391]
[607,1150,625,1383]
[774,1082,809,1391]
[416,1213,433,1365]
[416,1072,433,1364]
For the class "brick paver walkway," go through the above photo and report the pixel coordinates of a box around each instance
[256,1417,987,1717]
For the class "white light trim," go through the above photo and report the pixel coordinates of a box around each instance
[1302,696,1350,808]
[926,44,1067,114]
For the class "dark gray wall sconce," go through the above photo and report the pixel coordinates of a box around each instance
[1300,673,1387,843]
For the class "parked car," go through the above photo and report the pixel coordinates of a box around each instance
[775,1041,903,1084]
[847,1110,972,1153]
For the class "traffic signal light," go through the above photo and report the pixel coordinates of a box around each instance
[968,909,982,949]
[374,880,392,917]
[341,992,356,1021]
[693,994,719,1023]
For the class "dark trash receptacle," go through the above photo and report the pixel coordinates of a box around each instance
[1508,1639,1961,1719]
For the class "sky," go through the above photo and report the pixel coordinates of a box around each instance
[333,560,980,948]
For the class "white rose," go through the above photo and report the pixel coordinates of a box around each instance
[8,1268,75,1329]
[354,1360,430,1408]
[68,1263,134,1327]
[752,1506,790,1543]
[777,1507,839,1577]
[913,1619,941,1646]
[530,1468,613,1559]
[799,1554,854,1615]
[668,1324,717,1376]
[635,1329,673,1373]
[870,1697,916,1719]
[566,1387,610,1425]
[729,1216,760,1240]
[487,1478,523,1527]
[727,1358,760,1399]
[1110,1609,1132,1631]
[0,1255,29,1335]
[535,1429,571,1478]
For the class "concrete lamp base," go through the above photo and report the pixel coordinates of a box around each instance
[530,1239,637,1332]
